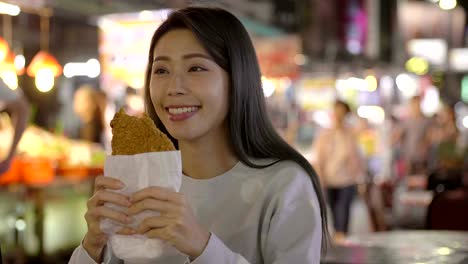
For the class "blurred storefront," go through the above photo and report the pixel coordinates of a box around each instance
[0,0,467,263]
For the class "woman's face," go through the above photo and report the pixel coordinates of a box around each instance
[333,104,347,123]
[149,29,230,144]
[74,89,95,122]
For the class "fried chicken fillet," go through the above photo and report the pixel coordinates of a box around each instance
[110,109,175,155]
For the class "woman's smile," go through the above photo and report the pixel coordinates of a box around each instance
[165,105,201,121]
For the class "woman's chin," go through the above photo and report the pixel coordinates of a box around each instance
[168,131,198,144]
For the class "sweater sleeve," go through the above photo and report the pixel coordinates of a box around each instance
[188,233,251,264]
[69,242,122,264]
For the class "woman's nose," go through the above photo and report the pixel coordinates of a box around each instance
[166,73,186,96]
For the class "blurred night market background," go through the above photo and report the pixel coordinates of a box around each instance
[0,0,467,263]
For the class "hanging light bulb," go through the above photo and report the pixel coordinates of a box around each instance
[26,8,61,92]
[35,68,54,92]
[1,51,18,90]
[439,0,457,10]
[27,51,62,77]
[2,68,18,90]
[0,37,10,62]
[14,54,25,75]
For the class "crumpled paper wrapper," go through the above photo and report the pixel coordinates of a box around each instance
[100,151,182,263]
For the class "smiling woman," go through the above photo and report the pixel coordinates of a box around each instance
[149,29,230,145]
[69,6,328,264]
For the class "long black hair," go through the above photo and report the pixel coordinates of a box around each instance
[144,6,329,250]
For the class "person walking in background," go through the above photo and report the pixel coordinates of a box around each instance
[312,100,365,243]
[0,79,30,175]
[430,103,459,146]
[427,104,466,192]
[397,95,433,175]
[73,85,105,145]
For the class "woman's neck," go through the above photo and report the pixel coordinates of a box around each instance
[333,121,346,130]
[179,130,238,180]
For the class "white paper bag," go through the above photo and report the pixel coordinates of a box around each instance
[100,151,182,263]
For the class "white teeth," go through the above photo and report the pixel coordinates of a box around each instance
[168,107,198,115]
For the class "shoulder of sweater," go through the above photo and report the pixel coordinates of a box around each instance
[255,160,319,216]
[243,158,308,178]
[243,159,313,196]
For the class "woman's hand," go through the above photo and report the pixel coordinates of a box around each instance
[83,176,134,262]
[129,186,210,259]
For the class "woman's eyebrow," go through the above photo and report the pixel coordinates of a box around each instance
[153,55,170,62]
[153,53,213,62]
[182,53,213,60]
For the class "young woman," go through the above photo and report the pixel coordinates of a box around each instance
[70,6,328,264]
[313,100,364,243]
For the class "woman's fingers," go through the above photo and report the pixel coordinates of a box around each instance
[88,205,132,225]
[145,227,172,240]
[88,190,131,208]
[128,198,183,216]
[144,226,179,246]
[117,227,137,235]
[94,176,125,192]
[131,186,184,205]
[138,216,176,234]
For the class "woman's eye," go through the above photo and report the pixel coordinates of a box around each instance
[188,66,206,72]
[154,68,168,75]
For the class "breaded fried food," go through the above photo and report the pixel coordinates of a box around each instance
[110,108,175,155]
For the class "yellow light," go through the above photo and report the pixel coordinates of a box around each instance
[128,76,144,90]
[405,57,429,75]
[365,75,378,91]
[437,247,452,256]
[35,68,55,92]
[261,76,276,97]
[1,69,18,90]
[439,0,457,10]
[0,38,9,62]
[14,54,25,74]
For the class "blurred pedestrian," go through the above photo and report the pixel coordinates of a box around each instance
[313,100,365,243]
[396,95,433,175]
[73,85,105,145]
[428,104,466,192]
